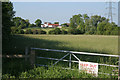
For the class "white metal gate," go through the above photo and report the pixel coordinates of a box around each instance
[30,47,120,78]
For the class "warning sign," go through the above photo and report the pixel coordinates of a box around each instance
[79,61,98,76]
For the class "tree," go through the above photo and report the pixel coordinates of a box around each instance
[68,13,118,35]
[83,14,89,22]
[77,22,85,34]
[61,23,69,27]
[69,14,83,28]
[97,21,107,35]
[35,19,42,27]
[25,19,30,27]
[2,2,15,55]
[13,17,22,27]
[2,2,15,40]
[54,22,59,24]
[13,17,29,29]
[90,15,101,27]
[29,24,36,27]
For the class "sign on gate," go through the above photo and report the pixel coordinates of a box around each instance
[79,61,98,76]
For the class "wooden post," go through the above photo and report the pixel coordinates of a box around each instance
[30,49,35,68]
[25,47,28,62]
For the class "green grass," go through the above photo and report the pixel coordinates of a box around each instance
[7,34,118,55]
[2,34,119,78]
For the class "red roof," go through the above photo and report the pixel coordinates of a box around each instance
[48,24,59,26]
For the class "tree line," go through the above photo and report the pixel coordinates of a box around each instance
[13,17,42,28]
[2,2,119,36]
[68,14,118,35]
[12,14,119,35]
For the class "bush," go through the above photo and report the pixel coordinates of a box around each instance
[68,28,81,34]
[61,29,67,34]
[11,27,18,34]
[49,28,61,34]
[19,66,94,78]
[18,30,24,34]
[85,27,96,35]
[11,27,24,34]
[32,30,38,34]
[38,30,46,34]
[54,28,61,34]
[48,30,56,34]
[25,29,33,34]
[110,30,118,35]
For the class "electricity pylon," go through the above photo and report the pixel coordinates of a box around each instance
[106,0,115,23]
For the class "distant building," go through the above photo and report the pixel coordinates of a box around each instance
[57,26,62,28]
[41,22,59,28]
[48,24,59,28]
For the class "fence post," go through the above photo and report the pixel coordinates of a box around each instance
[69,53,71,69]
[30,49,35,68]
[25,47,28,62]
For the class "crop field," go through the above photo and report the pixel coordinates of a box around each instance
[3,34,119,78]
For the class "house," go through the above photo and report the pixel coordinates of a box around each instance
[41,22,59,28]
[48,24,59,28]
[57,26,62,28]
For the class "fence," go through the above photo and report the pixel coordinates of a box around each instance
[3,47,120,79]
[30,47,120,79]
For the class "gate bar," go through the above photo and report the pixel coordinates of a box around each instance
[51,53,70,67]
[31,48,119,57]
[37,56,118,67]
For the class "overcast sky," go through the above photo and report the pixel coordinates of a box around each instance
[13,2,118,24]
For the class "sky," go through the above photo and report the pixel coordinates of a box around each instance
[13,2,118,25]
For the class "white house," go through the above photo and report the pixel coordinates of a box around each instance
[41,22,59,28]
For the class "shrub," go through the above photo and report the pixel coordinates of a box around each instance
[49,28,61,34]
[110,30,118,35]
[2,74,15,79]
[19,66,94,78]
[54,28,61,34]
[11,27,18,34]
[32,30,38,34]
[48,30,56,34]
[61,29,67,34]
[38,30,46,34]
[68,28,81,34]
[25,29,33,34]
[85,27,96,35]
[18,30,24,34]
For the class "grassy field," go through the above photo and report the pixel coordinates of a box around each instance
[6,34,118,55]
[3,34,119,78]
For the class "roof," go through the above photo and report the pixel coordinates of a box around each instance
[48,24,59,26]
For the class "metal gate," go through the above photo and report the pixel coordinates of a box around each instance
[30,47,120,78]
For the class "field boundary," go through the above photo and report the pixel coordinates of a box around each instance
[30,47,120,78]
[3,47,120,78]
